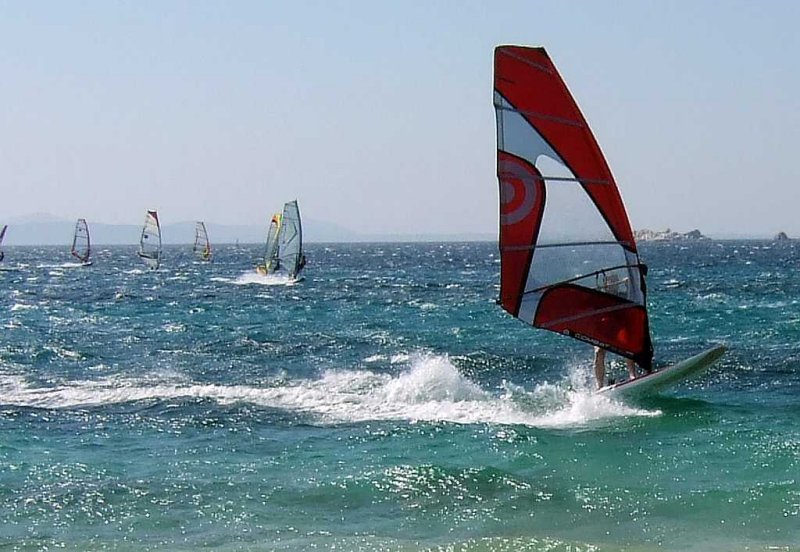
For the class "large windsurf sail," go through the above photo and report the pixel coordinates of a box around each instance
[279,200,306,279]
[193,221,212,261]
[138,210,162,270]
[0,225,6,262]
[493,46,653,369]
[257,213,282,274]
[71,218,91,264]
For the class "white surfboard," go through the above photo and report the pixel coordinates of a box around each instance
[598,345,726,400]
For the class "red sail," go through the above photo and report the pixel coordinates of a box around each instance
[494,45,653,368]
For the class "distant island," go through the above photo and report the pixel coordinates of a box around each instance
[774,231,791,241]
[635,228,709,241]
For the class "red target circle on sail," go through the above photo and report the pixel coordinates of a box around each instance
[499,155,540,226]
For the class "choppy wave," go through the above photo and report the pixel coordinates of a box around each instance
[36,262,91,269]
[0,354,656,427]
[1,242,798,550]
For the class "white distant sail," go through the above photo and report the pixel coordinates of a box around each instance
[0,225,6,262]
[279,200,305,279]
[71,218,92,265]
[193,221,211,261]
[255,200,306,280]
[138,210,161,270]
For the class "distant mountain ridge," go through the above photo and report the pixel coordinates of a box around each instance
[0,217,357,245]
[0,215,494,245]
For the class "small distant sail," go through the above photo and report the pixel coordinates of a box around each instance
[71,218,92,265]
[493,46,652,369]
[256,213,282,275]
[138,210,162,270]
[279,200,306,279]
[193,221,212,261]
[0,225,7,262]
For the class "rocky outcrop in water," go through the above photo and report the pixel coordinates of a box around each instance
[634,228,709,241]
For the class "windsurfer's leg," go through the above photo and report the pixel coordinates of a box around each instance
[593,347,606,389]
[626,358,637,380]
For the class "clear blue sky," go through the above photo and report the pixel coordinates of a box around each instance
[1,1,798,237]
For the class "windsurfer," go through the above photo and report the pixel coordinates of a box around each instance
[593,270,639,388]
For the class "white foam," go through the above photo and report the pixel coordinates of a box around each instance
[162,323,186,333]
[36,262,87,269]
[0,354,659,428]
[227,272,297,286]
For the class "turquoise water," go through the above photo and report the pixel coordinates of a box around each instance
[0,241,798,551]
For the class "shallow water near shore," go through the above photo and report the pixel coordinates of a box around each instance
[0,241,798,551]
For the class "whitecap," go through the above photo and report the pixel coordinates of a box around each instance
[0,354,659,428]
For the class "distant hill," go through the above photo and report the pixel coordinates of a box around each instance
[0,215,494,245]
[0,218,359,245]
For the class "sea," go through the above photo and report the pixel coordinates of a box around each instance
[0,241,798,552]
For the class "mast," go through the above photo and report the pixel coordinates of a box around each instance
[0,225,6,262]
[493,46,653,368]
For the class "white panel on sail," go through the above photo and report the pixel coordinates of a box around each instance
[495,93,563,172]
[511,138,640,324]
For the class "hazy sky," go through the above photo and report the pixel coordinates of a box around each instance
[1,1,798,237]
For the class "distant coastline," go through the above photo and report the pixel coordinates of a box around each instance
[0,215,795,245]
[634,228,795,242]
